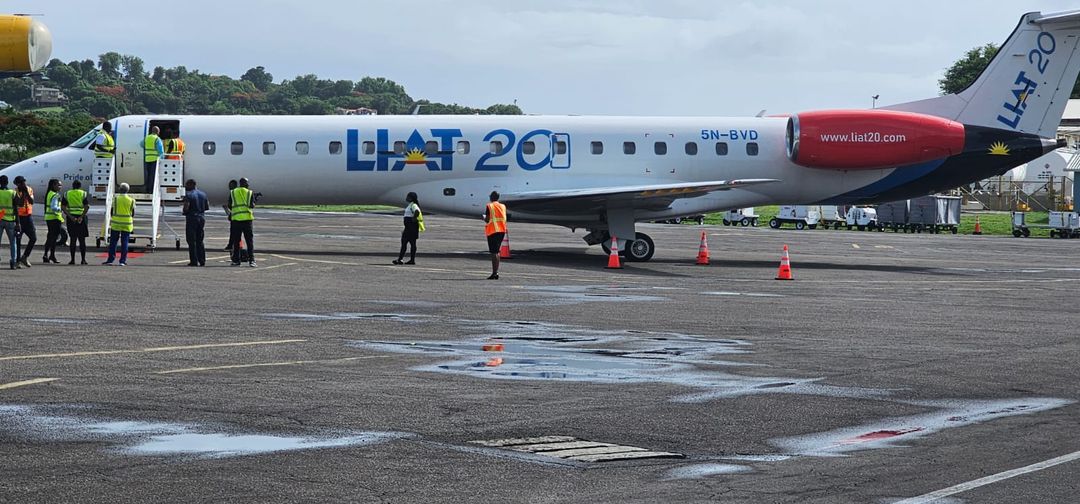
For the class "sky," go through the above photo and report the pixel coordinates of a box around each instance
[9,1,1080,116]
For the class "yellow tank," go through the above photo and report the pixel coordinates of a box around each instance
[0,15,52,75]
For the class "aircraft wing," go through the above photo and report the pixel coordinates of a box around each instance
[502,179,779,214]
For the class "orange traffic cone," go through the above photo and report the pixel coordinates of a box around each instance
[973,215,983,235]
[606,236,622,269]
[775,244,793,280]
[696,231,710,265]
[499,232,512,259]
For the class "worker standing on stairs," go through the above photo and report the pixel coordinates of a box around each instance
[62,179,90,265]
[143,126,164,193]
[103,183,135,267]
[229,178,256,267]
[94,121,115,159]
[165,134,185,160]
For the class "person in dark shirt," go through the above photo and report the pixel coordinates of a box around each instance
[182,179,210,266]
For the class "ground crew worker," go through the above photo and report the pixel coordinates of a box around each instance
[13,176,34,268]
[223,179,237,252]
[393,192,422,265]
[229,177,256,267]
[165,135,186,160]
[0,175,19,270]
[42,179,64,264]
[182,179,209,267]
[62,179,90,265]
[103,183,135,266]
[483,191,507,280]
[94,121,115,159]
[143,126,164,192]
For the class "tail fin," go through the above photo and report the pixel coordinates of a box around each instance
[888,10,1080,138]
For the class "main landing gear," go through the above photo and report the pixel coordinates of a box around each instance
[598,232,656,262]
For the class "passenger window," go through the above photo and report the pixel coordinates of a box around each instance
[685,142,698,155]
[424,141,438,155]
[362,141,375,155]
[746,142,759,156]
[715,142,728,156]
[457,141,470,154]
[296,142,309,155]
[231,142,244,155]
[654,142,667,155]
[623,142,636,155]
[555,141,567,155]
[490,141,504,155]
[394,141,406,154]
[202,141,216,155]
[591,141,603,155]
[262,142,275,155]
[329,141,342,155]
[522,141,536,155]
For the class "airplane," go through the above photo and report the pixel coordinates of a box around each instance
[3,10,1079,261]
[0,14,51,78]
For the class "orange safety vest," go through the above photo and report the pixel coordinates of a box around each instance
[16,187,33,217]
[164,138,186,160]
[485,202,507,236]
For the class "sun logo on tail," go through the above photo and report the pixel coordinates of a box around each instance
[988,141,1010,156]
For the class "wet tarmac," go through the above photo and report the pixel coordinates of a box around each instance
[1,211,1078,503]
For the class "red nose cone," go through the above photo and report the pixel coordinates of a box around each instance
[787,110,966,170]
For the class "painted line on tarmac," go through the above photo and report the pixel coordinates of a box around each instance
[155,355,385,374]
[0,378,59,390]
[168,255,231,264]
[0,339,307,362]
[239,262,297,273]
[893,450,1080,504]
[852,243,861,249]
[271,254,360,266]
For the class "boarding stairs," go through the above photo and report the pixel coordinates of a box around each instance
[91,157,184,250]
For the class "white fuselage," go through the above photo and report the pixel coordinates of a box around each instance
[8,114,895,226]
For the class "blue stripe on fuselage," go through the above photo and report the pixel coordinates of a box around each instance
[818,159,945,204]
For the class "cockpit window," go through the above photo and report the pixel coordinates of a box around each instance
[69,128,100,149]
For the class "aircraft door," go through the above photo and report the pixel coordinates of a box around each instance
[551,133,570,169]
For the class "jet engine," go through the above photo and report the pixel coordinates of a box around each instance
[0,15,52,76]
[786,110,965,170]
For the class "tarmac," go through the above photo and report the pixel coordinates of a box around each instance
[0,209,1078,503]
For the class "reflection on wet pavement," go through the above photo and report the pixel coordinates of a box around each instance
[262,312,427,322]
[351,320,888,402]
[515,285,668,304]
[664,463,752,479]
[0,405,411,459]
[769,398,1072,456]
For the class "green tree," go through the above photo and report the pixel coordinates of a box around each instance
[46,64,81,90]
[122,55,147,81]
[98,52,123,81]
[0,79,31,106]
[939,44,998,95]
[241,66,274,91]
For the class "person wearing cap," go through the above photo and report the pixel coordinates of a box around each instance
[0,175,20,270]
[93,121,115,160]
[103,183,135,266]
[13,176,34,269]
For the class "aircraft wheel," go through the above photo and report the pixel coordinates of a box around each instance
[769,218,780,229]
[625,233,655,262]
[673,217,683,225]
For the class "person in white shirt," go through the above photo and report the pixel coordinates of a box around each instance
[393,192,423,265]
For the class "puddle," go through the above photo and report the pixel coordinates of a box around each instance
[261,313,426,322]
[351,320,887,402]
[517,285,668,304]
[664,463,752,480]
[769,398,1071,457]
[0,405,410,459]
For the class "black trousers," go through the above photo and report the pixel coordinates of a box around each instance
[186,216,206,265]
[67,217,88,260]
[230,220,254,263]
[44,219,63,259]
[17,217,35,259]
[398,221,419,261]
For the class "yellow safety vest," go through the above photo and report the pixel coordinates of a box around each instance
[45,190,64,223]
[95,132,115,158]
[165,138,186,160]
[66,189,87,216]
[144,134,161,162]
[485,202,507,236]
[0,188,15,222]
[230,187,254,222]
[111,195,135,232]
